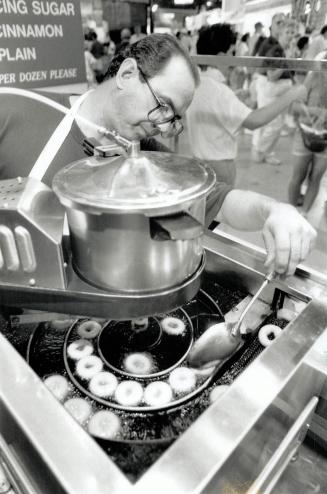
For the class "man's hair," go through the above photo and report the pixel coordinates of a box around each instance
[254,22,263,30]
[104,33,199,85]
[321,25,327,35]
[197,23,237,55]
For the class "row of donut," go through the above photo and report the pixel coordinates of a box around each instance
[70,351,205,406]
[43,375,121,440]
[43,373,232,440]
[72,316,187,341]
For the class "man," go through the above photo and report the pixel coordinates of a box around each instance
[248,21,265,55]
[257,12,286,57]
[0,34,316,276]
[186,24,308,181]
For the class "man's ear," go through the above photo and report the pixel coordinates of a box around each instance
[116,58,139,89]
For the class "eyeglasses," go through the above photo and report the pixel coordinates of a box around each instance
[138,67,183,137]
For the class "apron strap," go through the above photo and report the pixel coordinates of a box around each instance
[29,90,93,182]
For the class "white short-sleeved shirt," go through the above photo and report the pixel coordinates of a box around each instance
[186,68,251,161]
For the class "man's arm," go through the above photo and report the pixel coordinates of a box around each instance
[216,190,317,276]
[242,84,307,130]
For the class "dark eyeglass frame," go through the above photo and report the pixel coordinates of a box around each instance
[138,67,183,135]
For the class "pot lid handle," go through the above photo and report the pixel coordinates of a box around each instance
[150,212,203,241]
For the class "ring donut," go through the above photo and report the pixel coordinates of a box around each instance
[123,352,154,375]
[114,381,143,406]
[76,355,103,380]
[77,320,102,339]
[168,367,196,394]
[258,324,282,347]
[64,398,92,425]
[88,410,121,439]
[89,372,118,398]
[67,339,94,360]
[277,308,296,322]
[44,374,70,402]
[144,381,173,406]
[161,317,186,336]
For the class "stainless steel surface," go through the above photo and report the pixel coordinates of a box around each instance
[230,270,275,336]
[0,252,205,319]
[0,178,66,289]
[0,335,131,494]
[0,434,38,494]
[0,232,326,493]
[247,396,318,494]
[53,153,215,292]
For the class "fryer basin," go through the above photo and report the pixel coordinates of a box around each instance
[0,231,326,493]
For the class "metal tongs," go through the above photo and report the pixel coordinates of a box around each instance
[188,270,276,368]
[229,270,276,337]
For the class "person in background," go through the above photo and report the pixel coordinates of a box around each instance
[257,12,286,57]
[306,25,327,59]
[115,28,132,54]
[249,22,265,55]
[251,19,299,165]
[236,33,250,56]
[288,51,327,214]
[84,31,103,87]
[0,34,316,276]
[130,25,146,44]
[186,24,308,186]
[90,31,105,60]
[296,35,309,58]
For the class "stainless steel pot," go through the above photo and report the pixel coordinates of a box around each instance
[52,151,216,293]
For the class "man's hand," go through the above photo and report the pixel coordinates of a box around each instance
[262,204,317,276]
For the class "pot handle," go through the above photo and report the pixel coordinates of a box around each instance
[150,212,203,241]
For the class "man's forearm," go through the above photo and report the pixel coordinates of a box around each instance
[216,189,277,230]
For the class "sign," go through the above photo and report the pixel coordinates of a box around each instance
[0,0,86,88]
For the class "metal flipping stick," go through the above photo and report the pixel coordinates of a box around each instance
[230,271,276,337]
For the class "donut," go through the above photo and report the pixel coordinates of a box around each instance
[76,355,103,380]
[161,317,186,336]
[44,374,70,402]
[77,320,102,339]
[89,372,118,398]
[50,319,75,330]
[277,308,296,322]
[88,410,121,440]
[168,367,196,394]
[114,381,144,406]
[209,384,229,404]
[144,381,173,406]
[258,324,282,347]
[131,317,149,331]
[64,398,92,425]
[67,339,93,360]
[123,352,154,375]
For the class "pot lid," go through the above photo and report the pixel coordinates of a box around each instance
[52,151,216,215]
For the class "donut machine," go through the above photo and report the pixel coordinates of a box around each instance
[0,194,327,493]
[0,122,326,493]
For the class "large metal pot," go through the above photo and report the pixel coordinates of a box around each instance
[52,151,215,293]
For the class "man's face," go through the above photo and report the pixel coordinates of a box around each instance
[271,14,285,39]
[111,56,196,141]
[279,25,297,50]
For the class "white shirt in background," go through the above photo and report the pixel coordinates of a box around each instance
[186,68,251,161]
